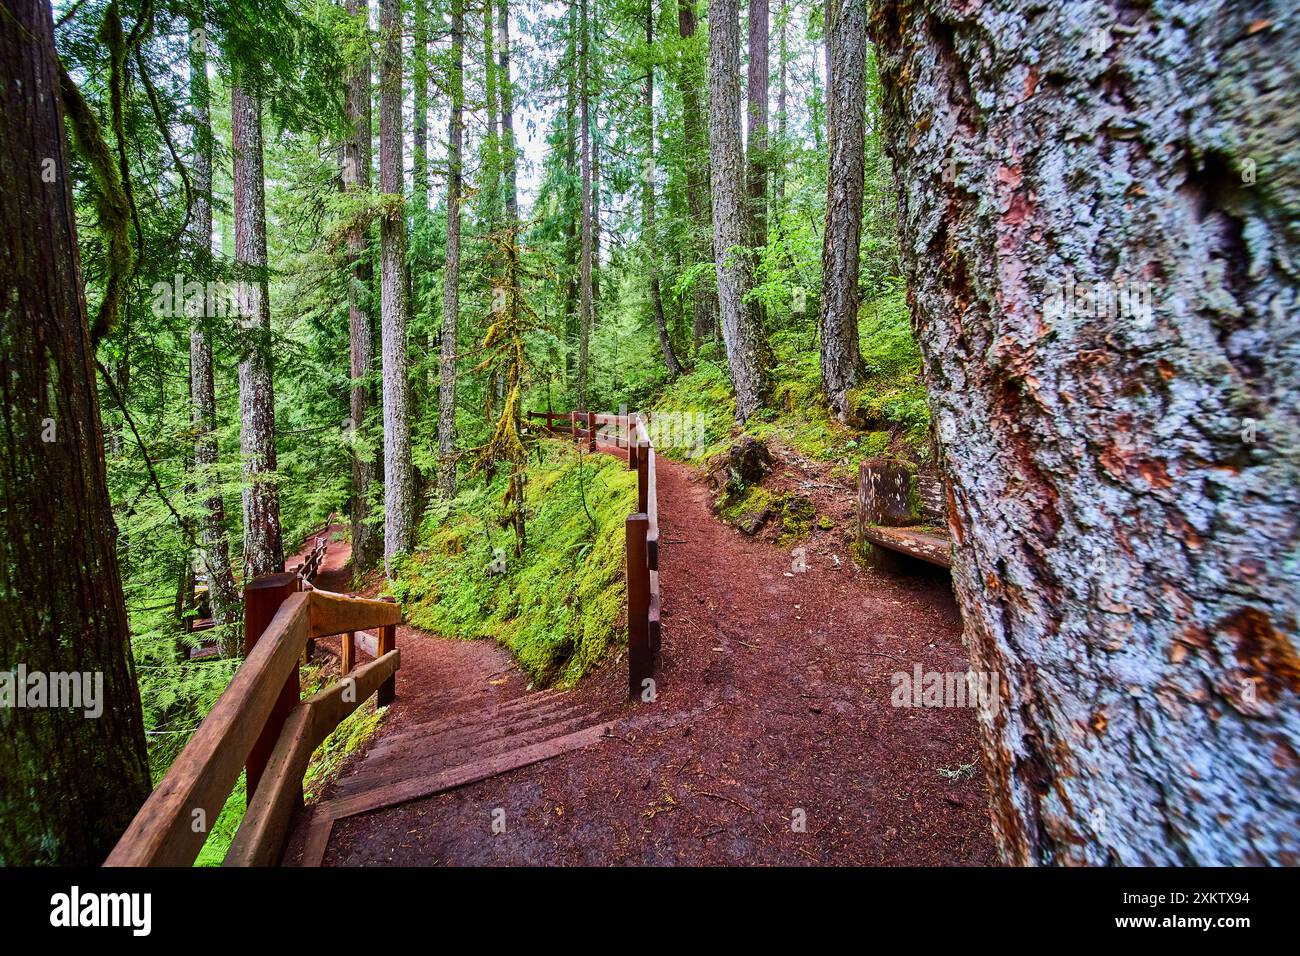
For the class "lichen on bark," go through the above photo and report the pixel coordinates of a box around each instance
[872,0,1300,864]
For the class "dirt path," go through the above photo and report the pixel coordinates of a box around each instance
[291,456,995,866]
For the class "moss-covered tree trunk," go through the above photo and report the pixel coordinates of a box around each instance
[872,0,1300,864]
[0,0,150,864]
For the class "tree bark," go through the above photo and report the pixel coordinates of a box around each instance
[819,0,866,420]
[344,0,380,567]
[440,0,465,499]
[413,0,429,210]
[746,0,769,250]
[498,0,518,224]
[872,0,1300,864]
[677,0,717,350]
[645,5,683,377]
[0,0,150,865]
[577,0,594,410]
[563,0,580,378]
[708,0,769,421]
[232,79,284,578]
[380,0,414,560]
[187,18,240,646]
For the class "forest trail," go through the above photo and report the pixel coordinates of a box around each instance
[284,454,995,866]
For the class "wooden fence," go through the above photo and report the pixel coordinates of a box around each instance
[105,576,401,867]
[527,409,660,697]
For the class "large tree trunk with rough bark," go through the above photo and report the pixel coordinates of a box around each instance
[440,0,465,499]
[645,7,683,377]
[187,19,240,645]
[232,79,284,578]
[380,0,414,560]
[0,0,151,865]
[872,0,1300,865]
[819,0,866,420]
[577,0,594,410]
[344,0,380,568]
[677,0,718,351]
[708,0,769,421]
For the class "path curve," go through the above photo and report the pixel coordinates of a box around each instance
[287,455,995,865]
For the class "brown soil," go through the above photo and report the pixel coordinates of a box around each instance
[288,453,996,866]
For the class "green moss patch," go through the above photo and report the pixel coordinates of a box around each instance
[390,442,637,688]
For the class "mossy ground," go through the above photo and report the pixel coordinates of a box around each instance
[652,285,929,471]
[650,285,930,543]
[388,441,637,689]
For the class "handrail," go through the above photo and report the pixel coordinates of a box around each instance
[626,412,662,697]
[105,584,402,867]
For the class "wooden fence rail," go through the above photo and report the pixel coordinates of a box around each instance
[105,578,401,867]
[528,408,660,698]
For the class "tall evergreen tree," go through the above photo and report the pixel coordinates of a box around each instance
[0,0,150,865]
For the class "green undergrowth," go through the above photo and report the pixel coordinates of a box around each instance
[389,441,637,688]
[652,285,929,471]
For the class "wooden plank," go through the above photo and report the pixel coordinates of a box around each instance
[861,526,953,569]
[626,513,652,699]
[649,570,661,658]
[299,812,335,868]
[310,720,616,825]
[223,650,400,867]
[308,589,401,640]
[105,593,311,867]
[306,650,400,744]
[221,705,313,867]
[646,446,658,571]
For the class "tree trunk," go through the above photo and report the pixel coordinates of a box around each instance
[677,0,717,351]
[872,0,1300,865]
[746,0,769,250]
[498,0,518,224]
[413,0,429,209]
[577,0,594,410]
[708,0,769,421]
[380,0,414,560]
[563,2,580,379]
[344,0,380,567]
[0,0,150,865]
[645,5,683,377]
[440,0,465,499]
[819,0,866,420]
[187,18,240,647]
[232,79,284,578]
[774,0,787,213]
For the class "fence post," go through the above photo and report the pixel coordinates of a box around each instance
[626,514,652,700]
[588,410,596,452]
[378,596,398,706]
[243,571,302,805]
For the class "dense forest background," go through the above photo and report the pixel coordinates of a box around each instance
[47,0,908,790]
